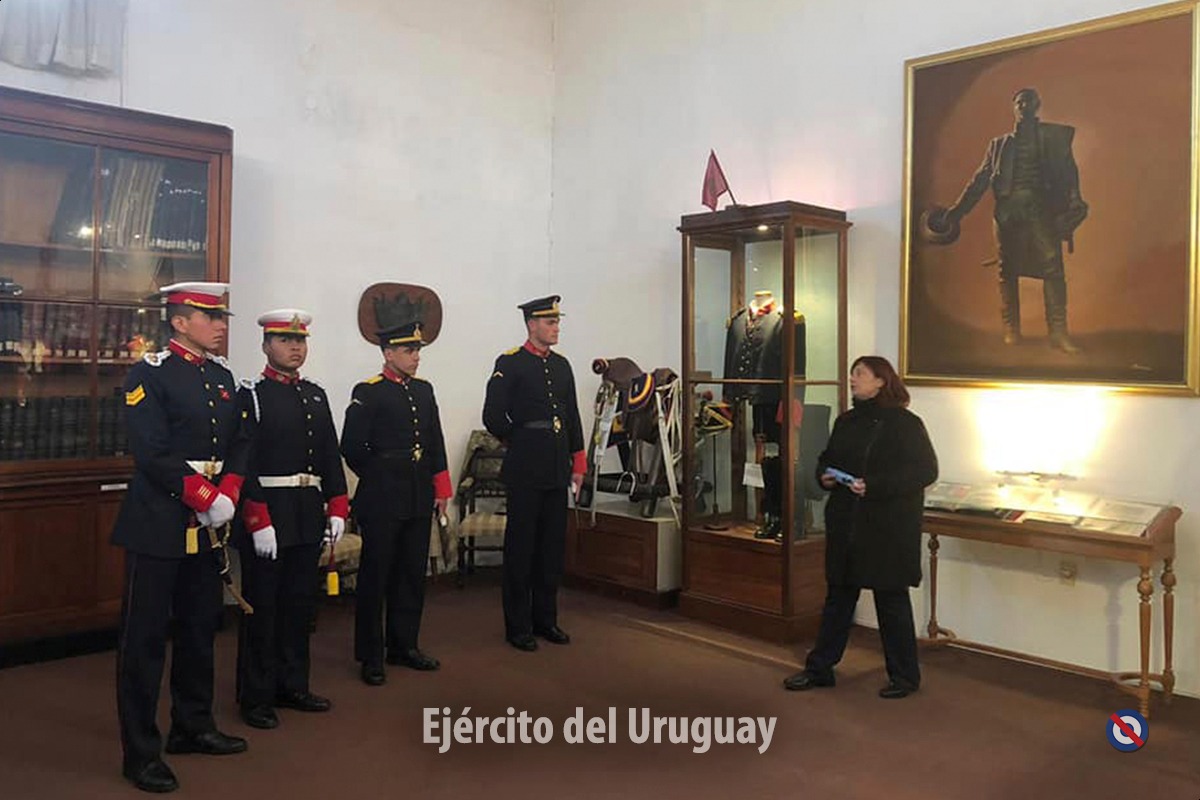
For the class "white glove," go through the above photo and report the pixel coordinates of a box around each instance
[252,525,278,560]
[195,508,213,528]
[206,493,236,528]
[325,516,345,546]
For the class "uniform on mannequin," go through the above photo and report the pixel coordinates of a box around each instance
[721,289,807,540]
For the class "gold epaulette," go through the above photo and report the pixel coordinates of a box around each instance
[795,311,806,323]
[503,346,521,356]
[364,374,384,385]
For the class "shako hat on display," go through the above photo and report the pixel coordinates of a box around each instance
[257,308,312,336]
[518,294,564,320]
[357,283,443,346]
[157,281,232,314]
[378,320,427,348]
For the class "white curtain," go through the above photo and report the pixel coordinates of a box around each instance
[0,0,128,76]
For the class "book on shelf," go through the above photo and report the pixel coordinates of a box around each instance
[0,398,13,460]
[0,395,95,461]
[0,301,21,354]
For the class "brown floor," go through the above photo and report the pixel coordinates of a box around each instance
[1,579,1197,799]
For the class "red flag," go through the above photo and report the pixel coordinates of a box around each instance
[701,150,730,211]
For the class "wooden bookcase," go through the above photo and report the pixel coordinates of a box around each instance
[0,87,232,645]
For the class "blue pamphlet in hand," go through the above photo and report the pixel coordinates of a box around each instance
[824,467,858,487]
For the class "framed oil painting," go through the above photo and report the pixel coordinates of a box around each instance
[901,2,1200,394]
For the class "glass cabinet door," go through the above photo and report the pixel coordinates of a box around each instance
[0,131,95,301]
[685,216,846,545]
[0,126,219,467]
[788,226,845,540]
[98,149,210,302]
[688,226,790,540]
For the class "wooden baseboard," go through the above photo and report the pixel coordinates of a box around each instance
[564,573,679,609]
[0,627,118,669]
[678,591,821,643]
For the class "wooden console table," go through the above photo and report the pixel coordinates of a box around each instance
[923,506,1180,717]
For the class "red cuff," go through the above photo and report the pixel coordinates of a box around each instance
[242,499,272,533]
[326,494,349,519]
[775,399,804,429]
[182,474,220,512]
[571,449,587,476]
[218,474,244,506]
[433,470,453,500]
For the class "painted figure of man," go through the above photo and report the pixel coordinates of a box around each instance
[922,88,1088,353]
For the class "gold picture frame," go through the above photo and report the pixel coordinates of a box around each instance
[900,1,1200,394]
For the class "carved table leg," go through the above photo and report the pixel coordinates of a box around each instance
[1162,558,1176,703]
[927,533,940,639]
[1137,566,1153,717]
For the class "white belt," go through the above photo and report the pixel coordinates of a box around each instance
[259,473,323,490]
[186,460,225,478]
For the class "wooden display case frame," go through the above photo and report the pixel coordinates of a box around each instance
[678,201,850,641]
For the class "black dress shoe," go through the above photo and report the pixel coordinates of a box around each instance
[122,759,178,793]
[164,729,248,756]
[240,704,279,729]
[782,670,836,691]
[753,514,777,540]
[879,681,916,699]
[507,634,538,652]
[275,690,332,712]
[533,626,571,645]
[386,648,440,671]
[360,662,386,686]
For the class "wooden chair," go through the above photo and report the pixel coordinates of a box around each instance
[455,430,508,586]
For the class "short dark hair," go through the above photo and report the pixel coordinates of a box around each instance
[851,355,910,408]
[163,303,195,339]
[164,303,226,339]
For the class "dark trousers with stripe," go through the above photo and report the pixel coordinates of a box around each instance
[236,541,322,707]
[502,486,567,638]
[116,551,223,769]
[354,515,432,664]
[804,584,921,690]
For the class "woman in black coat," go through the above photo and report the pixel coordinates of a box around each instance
[784,355,937,699]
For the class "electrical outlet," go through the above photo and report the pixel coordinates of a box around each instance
[1058,561,1077,585]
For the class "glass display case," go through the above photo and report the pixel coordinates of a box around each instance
[679,201,849,641]
[920,472,1181,717]
[0,86,232,646]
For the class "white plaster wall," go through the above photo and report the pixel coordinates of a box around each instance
[549,0,1200,697]
[0,0,556,482]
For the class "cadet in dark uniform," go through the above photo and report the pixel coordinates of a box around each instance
[234,309,349,729]
[341,321,452,685]
[112,282,249,794]
[482,295,585,651]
